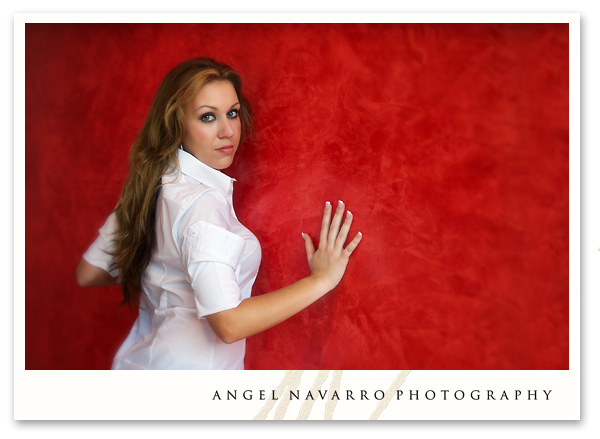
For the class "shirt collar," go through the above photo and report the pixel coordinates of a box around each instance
[177,148,235,199]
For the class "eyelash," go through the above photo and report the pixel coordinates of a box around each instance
[200,109,239,123]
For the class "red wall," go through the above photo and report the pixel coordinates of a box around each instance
[25,23,569,370]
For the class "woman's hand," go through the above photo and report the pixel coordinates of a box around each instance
[302,201,362,292]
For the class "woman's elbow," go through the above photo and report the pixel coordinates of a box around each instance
[76,259,115,287]
[219,333,238,345]
[76,262,92,287]
[206,311,243,344]
[213,325,241,345]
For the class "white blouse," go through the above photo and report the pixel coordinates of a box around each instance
[83,148,262,369]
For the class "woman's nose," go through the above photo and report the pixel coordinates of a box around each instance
[218,118,235,139]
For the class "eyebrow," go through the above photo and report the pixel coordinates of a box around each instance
[195,102,240,112]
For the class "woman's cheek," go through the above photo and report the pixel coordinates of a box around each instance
[196,124,214,142]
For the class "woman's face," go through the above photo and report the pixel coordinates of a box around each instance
[182,80,241,170]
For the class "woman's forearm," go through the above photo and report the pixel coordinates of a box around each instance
[206,275,331,344]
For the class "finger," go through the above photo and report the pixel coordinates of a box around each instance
[343,231,363,256]
[334,210,353,252]
[319,201,332,249]
[303,232,315,261]
[327,200,345,248]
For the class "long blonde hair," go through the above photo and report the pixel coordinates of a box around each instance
[111,58,253,308]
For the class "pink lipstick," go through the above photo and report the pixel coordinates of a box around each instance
[216,145,235,154]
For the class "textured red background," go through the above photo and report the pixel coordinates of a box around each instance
[25,23,569,370]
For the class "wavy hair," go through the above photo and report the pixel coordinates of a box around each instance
[110,58,253,308]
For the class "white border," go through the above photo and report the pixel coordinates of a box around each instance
[13,13,580,421]
[18,11,579,23]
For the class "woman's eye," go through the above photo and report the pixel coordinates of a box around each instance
[200,113,215,122]
[227,109,239,119]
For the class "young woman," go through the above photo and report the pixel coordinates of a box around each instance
[77,58,362,370]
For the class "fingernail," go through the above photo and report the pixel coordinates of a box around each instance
[325,201,331,209]
[358,231,363,237]
[338,200,344,208]
[347,210,352,217]
[301,232,304,239]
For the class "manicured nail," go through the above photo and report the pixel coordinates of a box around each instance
[347,210,352,217]
[338,200,344,209]
[301,232,304,239]
[325,201,331,209]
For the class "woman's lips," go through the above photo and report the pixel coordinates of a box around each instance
[216,146,234,154]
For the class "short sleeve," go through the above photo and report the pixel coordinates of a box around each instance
[181,221,246,318]
[82,211,119,277]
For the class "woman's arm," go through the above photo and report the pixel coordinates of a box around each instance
[77,211,119,287]
[205,200,362,344]
[76,259,119,287]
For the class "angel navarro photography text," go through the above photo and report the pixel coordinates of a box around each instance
[212,389,553,402]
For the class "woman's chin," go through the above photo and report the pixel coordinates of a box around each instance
[211,154,235,170]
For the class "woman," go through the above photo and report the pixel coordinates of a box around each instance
[77,58,362,370]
